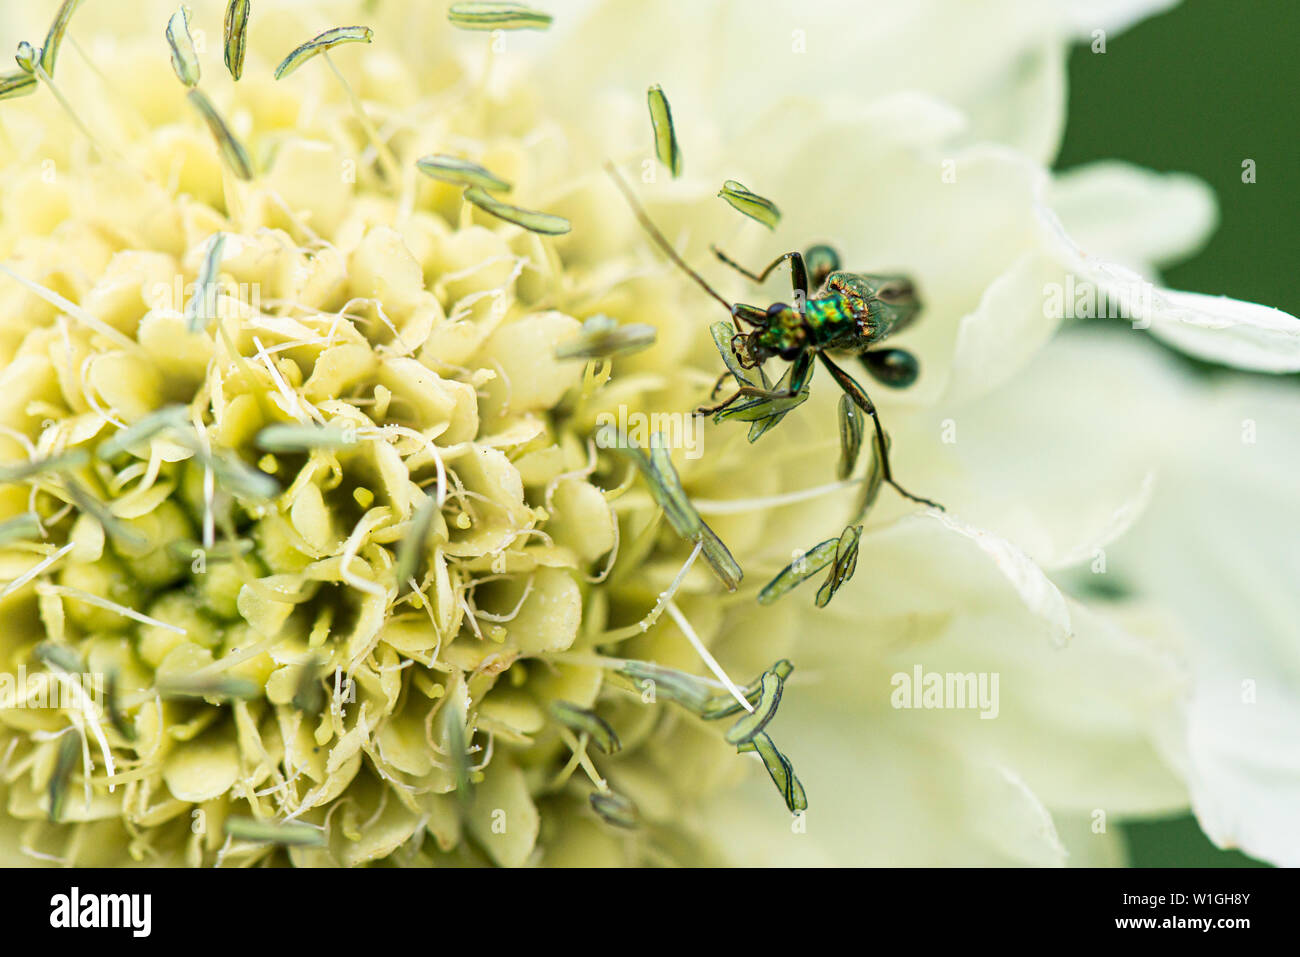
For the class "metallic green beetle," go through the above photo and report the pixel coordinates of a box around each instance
[607,164,941,509]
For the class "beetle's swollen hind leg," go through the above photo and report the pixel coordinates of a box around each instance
[803,244,841,290]
[817,353,944,511]
[711,247,810,304]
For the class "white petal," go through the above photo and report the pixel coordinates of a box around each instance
[702,717,1070,866]
[1058,0,1183,37]
[922,599,1191,815]
[1037,203,1300,372]
[1049,161,1218,271]
[1017,333,1300,865]
[534,0,1072,162]
[707,589,1189,862]
[1144,290,1300,373]
[944,250,1064,402]
[923,510,1073,644]
[919,329,1186,568]
[1111,377,1300,865]
[956,38,1066,165]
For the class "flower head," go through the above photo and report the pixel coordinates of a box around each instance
[1,0,1297,869]
[0,0,798,866]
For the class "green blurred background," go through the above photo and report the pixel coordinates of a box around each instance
[1056,0,1299,867]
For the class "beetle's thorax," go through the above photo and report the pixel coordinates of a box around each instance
[803,294,873,349]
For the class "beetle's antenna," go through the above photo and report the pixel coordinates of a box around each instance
[603,161,733,314]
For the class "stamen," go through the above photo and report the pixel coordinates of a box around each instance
[42,583,185,634]
[664,599,752,713]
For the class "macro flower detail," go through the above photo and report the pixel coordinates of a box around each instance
[0,0,797,867]
[0,0,1297,874]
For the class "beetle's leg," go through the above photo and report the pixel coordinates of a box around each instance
[732,302,769,327]
[817,353,943,510]
[860,348,920,389]
[712,247,810,303]
[696,387,777,417]
[698,352,813,416]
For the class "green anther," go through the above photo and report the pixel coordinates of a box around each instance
[191,445,279,501]
[837,393,864,480]
[589,790,638,829]
[48,732,80,822]
[416,154,511,192]
[394,496,437,593]
[291,656,326,716]
[253,423,357,453]
[616,660,712,713]
[815,523,862,608]
[463,186,571,235]
[156,674,260,701]
[648,438,742,590]
[224,0,250,81]
[715,387,808,422]
[757,537,838,605]
[97,406,190,460]
[710,321,760,389]
[224,816,326,847]
[106,670,135,741]
[15,42,39,74]
[186,232,225,332]
[0,448,89,484]
[549,700,621,754]
[447,3,553,31]
[446,697,472,800]
[166,6,201,88]
[702,659,795,719]
[0,71,38,101]
[63,479,149,549]
[598,427,742,591]
[718,180,781,229]
[0,513,41,547]
[851,430,887,523]
[274,26,375,80]
[34,641,84,674]
[647,84,682,177]
[724,670,783,745]
[166,537,252,563]
[187,88,255,180]
[40,0,85,77]
[744,732,807,813]
[555,315,657,360]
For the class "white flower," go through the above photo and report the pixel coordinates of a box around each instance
[0,0,1294,868]
[957,327,1300,866]
[526,0,1298,864]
